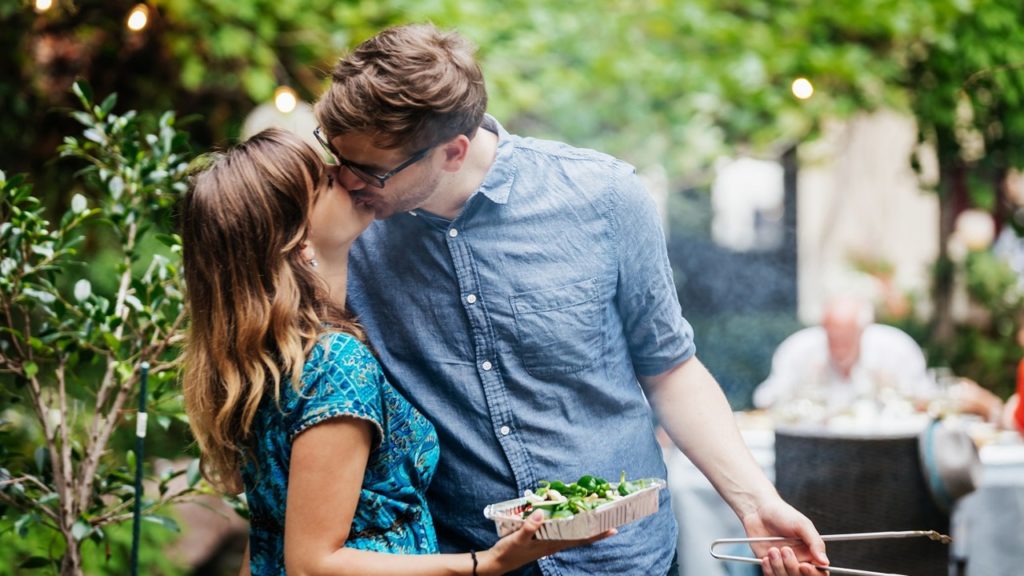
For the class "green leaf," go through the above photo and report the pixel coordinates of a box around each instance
[71,519,92,541]
[18,557,52,569]
[88,525,106,543]
[186,458,201,488]
[34,446,48,476]
[99,93,118,118]
[71,81,93,109]
[70,111,94,127]
[154,233,181,248]
[23,361,38,378]
[142,514,180,533]
[14,514,34,537]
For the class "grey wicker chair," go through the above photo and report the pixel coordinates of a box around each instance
[774,428,950,576]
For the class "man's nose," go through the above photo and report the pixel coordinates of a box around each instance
[337,166,368,191]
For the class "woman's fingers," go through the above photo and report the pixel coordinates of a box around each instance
[513,510,545,541]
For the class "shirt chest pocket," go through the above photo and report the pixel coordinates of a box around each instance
[511,277,603,377]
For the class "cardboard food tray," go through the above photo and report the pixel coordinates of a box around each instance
[483,478,666,540]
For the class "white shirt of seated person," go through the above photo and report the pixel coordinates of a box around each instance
[754,301,935,417]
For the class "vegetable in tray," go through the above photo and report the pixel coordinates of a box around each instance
[521,471,638,519]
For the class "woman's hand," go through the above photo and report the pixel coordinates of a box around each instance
[741,498,829,576]
[475,511,616,576]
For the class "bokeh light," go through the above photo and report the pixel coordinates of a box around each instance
[274,86,298,114]
[126,4,149,31]
[791,77,814,100]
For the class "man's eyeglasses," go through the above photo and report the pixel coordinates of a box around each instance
[314,126,432,189]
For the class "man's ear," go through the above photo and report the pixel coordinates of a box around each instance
[439,134,470,172]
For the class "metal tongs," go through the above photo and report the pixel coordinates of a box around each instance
[710,530,953,576]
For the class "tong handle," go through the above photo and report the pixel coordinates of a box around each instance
[717,530,951,544]
[710,530,952,576]
[708,550,901,576]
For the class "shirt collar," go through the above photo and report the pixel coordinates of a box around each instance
[405,114,512,220]
[474,114,514,205]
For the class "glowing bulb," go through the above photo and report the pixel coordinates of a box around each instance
[274,86,298,114]
[35,0,54,12]
[791,77,814,100]
[126,4,149,32]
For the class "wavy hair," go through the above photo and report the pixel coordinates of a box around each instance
[180,128,360,494]
[315,22,487,152]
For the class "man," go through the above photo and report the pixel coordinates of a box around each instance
[314,23,827,576]
[753,296,935,417]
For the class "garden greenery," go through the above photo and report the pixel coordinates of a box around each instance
[0,82,201,575]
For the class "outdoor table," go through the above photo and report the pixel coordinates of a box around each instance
[662,414,1024,576]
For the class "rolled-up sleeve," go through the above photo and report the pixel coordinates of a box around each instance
[610,168,696,376]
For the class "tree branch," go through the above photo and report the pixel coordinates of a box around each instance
[79,221,138,506]
[90,489,201,530]
[56,363,77,527]
[0,481,60,523]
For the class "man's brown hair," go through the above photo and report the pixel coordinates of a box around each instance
[315,23,487,152]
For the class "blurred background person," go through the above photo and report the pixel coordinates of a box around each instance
[753,295,935,422]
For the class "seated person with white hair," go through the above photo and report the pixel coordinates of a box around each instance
[753,296,936,421]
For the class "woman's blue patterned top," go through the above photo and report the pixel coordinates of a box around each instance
[241,331,440,574]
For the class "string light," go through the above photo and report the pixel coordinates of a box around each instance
[126,4,149,32]
[274,86,298,114]
[791,77,814,100]
[34,0,53,12]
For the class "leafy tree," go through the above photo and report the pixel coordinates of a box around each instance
[0,83,200,574]
[904,0,1024,376]
[6,0,1024,416]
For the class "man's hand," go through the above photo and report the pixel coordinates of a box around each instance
[741,497,829,576]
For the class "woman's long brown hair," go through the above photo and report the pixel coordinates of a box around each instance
[180,128,359,494]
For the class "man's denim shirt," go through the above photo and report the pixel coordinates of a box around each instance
[348,116,696,576]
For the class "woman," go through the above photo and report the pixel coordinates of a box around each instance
[180,128,610,575]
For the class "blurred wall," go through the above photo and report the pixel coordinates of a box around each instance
[797,110,940,323]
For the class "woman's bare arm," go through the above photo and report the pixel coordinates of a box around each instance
[283,417,608,576]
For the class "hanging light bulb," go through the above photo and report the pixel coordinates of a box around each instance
[126,4,149,32]
[34,0,54,12]
[274,86,298,114]
[791,77,814,100]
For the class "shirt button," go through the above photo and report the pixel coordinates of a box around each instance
[448,228,459,237]
[500,425,511,436]
[481,360,493,371]
[466,294,477,304]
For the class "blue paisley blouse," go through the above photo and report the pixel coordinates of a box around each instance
[241,332,440,575]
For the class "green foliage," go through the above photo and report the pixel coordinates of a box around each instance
[689,312,803,409]
[3,0,1024,448]
[0,82,203,573]
[2,0,1019,183]
[0,513,186,576]
[955,250,1023,397]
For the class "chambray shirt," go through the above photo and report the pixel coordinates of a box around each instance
[348,116,696,576]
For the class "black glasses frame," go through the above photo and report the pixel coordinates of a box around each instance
[314,126,431,189]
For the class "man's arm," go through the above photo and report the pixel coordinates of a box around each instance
[640,356,829,575]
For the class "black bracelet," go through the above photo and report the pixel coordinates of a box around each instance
[470,549,479,576]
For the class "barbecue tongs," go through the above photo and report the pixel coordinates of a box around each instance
[710,530,952,576]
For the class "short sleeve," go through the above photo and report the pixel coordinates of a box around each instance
[287,332,385,446]
[610,167,696,376]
